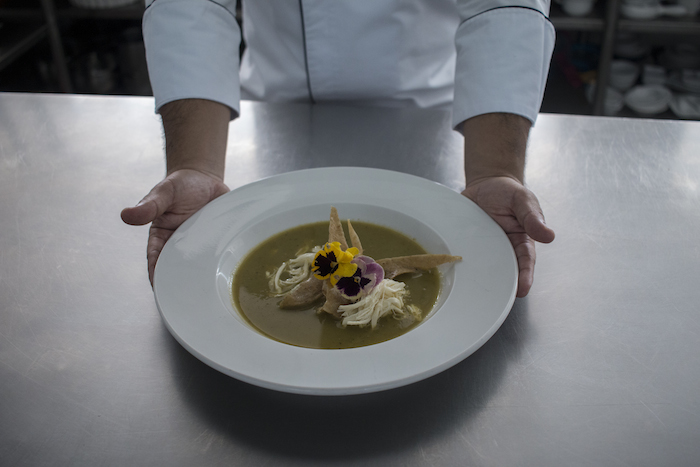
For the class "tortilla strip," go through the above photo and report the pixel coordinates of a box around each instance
[347,220,363,255]
[279,277,323,308]
[319,280,349,318]
[377,254,462,279]
[328,206,348,250]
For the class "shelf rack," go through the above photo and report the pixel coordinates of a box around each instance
[2,0,699,115]
[551,0,700,115]
[0,0,144,92]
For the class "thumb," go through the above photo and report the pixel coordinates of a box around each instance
[121,179,175,226]
[513,188,555,244]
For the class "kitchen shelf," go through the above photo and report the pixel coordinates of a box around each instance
[550,2,606,31]
[550,0,700,118]
[551,0,620,115]
[618,16,700,35]
[0,0,146,92]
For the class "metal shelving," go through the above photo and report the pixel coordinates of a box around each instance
[618,16,700,35]
[550,2,606,31]
[0,0,145,92]
[551,0,700,116]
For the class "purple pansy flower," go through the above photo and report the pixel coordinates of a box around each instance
[335,255,384,300]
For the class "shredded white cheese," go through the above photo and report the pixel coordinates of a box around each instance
[338,279,422,329]
[266,246,320,295]
[267,246,423,329]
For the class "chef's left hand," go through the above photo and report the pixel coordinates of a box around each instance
[461,176,555,298]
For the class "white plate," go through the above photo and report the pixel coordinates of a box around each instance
[624,85,672,115]
[153,168,517,395]
[670,94,700,119]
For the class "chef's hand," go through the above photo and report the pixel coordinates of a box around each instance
[121,169,229,285]
[121,98,232,285]
[460,112,555,298]
[461,176,554,298]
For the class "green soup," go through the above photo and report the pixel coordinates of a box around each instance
[232,221,440,349]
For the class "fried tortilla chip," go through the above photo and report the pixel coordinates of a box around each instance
[329,206,348,250]
[377,254,462,279]
[279,277,323,309]
[319,280,350,318]
[347,220,363,255]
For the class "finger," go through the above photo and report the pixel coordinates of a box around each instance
[121,179,176,226]
[509,232,536,297]
[147,226,174,286]
[512,188,555,244]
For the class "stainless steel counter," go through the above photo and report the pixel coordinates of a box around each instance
[1,92,699,466]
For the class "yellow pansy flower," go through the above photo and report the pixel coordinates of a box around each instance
[312,242,359,284]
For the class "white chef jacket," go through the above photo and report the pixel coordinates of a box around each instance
[142,0,554,129]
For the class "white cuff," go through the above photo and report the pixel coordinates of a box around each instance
[143,0,241,118]
[452,7,555,130]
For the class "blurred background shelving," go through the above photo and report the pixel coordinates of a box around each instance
[545,0,700,119]
[1,0,699,120]
[0,0,148,95]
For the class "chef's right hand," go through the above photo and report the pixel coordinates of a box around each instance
[121,169,229,286]
[122,98,231,285]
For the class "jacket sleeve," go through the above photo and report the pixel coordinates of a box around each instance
[142,0,241,118]
[452,0,555,129]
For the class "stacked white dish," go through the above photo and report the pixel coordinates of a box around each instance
[610,60,640,91]
[558,0,596,16]
[615,34,651,60]
[620,0,686,19]
[642,64,667,86]
[610,41,700,118]
[624,85,673,115]
[670,94,700,119]
[586,85,625,115]
[667,70,700,93]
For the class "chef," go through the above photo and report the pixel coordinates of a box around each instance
[122,0,557,297]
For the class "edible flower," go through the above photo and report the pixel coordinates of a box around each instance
[335,255,385,300]
[312,242,359,284]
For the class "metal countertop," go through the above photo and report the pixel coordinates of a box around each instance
[1,92,699,466]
